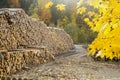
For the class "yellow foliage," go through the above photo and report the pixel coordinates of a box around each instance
[88,11,95,17]
[45,1,53,9]
[84,18,89,22]
[77,0,83,8]
[87,0,102,8]
[31,13,39,18]
[86,0,120,60]
[56,3,66,11]
[77,7,86,14]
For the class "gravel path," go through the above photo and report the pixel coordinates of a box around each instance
[12,45,120,80]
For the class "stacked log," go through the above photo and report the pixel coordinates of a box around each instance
[0,48,54,76]
[0,8,74,76]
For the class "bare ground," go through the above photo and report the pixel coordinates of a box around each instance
[12,45,120,80]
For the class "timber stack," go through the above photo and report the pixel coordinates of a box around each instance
[0,8,74,76]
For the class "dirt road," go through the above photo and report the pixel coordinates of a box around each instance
[12,45,120,80]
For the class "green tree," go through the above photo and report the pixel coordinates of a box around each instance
[19,0,38,15]
[0,0,9,8]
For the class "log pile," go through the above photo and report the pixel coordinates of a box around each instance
[0,48,54,76]
[0,8,74,76]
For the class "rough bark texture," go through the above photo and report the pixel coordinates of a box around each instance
[0,8,74,76]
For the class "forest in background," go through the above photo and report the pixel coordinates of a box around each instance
[0,0,97,44]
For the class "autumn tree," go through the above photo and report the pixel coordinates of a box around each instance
[0,0,20,8]
[31,0,52,25]
[9,0,20,7]
[85,0,120,60]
